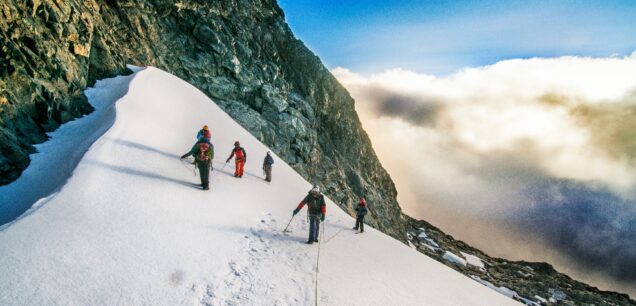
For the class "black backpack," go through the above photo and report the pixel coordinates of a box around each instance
[307,195,324,214]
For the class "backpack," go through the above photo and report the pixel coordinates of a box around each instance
[197,142,211,161]
[307,195,324,215]
[234,147,245,160]
[265,155,274,165]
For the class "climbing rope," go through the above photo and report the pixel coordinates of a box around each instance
[315,221,326,306]
[323,227,347,244]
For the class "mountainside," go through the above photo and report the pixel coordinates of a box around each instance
[0,67,520,306]
[1,1,634,305]
[0,0,404,237]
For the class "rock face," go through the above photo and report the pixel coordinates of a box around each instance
[406,218,636,305]
[0,0,405,237]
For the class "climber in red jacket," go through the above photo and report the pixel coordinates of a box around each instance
[226,141,247,178]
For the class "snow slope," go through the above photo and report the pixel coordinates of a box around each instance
[0,67,519,306]
[0,69,139,226]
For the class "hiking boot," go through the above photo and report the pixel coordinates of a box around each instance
[314,239,319,243]
[352,227,357,230]
[306,240,313,244]
[203,186,210,190]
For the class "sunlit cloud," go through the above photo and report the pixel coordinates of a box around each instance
[333,53,636,293]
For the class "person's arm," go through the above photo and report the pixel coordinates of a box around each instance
[242,148,247,162]
[293,197,308,215]
[226,149,235,162]
[320,196,326,221]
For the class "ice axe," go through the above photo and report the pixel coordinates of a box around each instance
[283,214,296,233]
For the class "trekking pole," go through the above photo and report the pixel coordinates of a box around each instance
[282,214,295,233]
[222,161,228,170]
[180,158,196,176]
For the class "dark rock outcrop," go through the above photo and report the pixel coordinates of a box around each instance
[406,218,635,305]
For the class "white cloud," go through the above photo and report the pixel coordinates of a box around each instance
[333,53,636,195]
[333,53,636,294]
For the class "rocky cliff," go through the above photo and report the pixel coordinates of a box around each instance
[0,0,405,237]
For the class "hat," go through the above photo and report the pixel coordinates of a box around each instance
[234,141,240,146]
[203,125,209,131]
[310,185,320,193]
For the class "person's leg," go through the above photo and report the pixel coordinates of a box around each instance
[265,165,272,182]
[359,216,364,232]
[202,161,210,189]
[198,161,206,187]
[234,160,240,177]
[354,217,360,230]
[239,160,245,177]
[308,216,316,243]
[315,217,320,242]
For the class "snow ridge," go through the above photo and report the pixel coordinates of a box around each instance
[0,67,519,306]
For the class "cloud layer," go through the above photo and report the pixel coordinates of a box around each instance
[333,53,636,295]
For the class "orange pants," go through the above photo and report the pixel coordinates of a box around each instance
[235,159,245,177]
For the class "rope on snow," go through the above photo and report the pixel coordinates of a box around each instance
[323,227,347,244]
[315,222,326,306]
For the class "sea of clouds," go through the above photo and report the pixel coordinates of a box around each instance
[333,53,636,295]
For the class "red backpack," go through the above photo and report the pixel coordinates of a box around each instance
[234,147,245,159]
[197,142,210,161]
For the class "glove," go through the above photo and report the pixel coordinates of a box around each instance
[292,209,299,216]
[226,158,231,163]
[180,154,187,159]
[320,214,325,222]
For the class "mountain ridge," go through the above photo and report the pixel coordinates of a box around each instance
[1,1,634,304]
[0,0,405,239]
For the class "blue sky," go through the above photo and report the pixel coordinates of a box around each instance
[278,0,636,75]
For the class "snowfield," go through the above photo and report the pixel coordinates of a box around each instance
[0,67,519,306]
